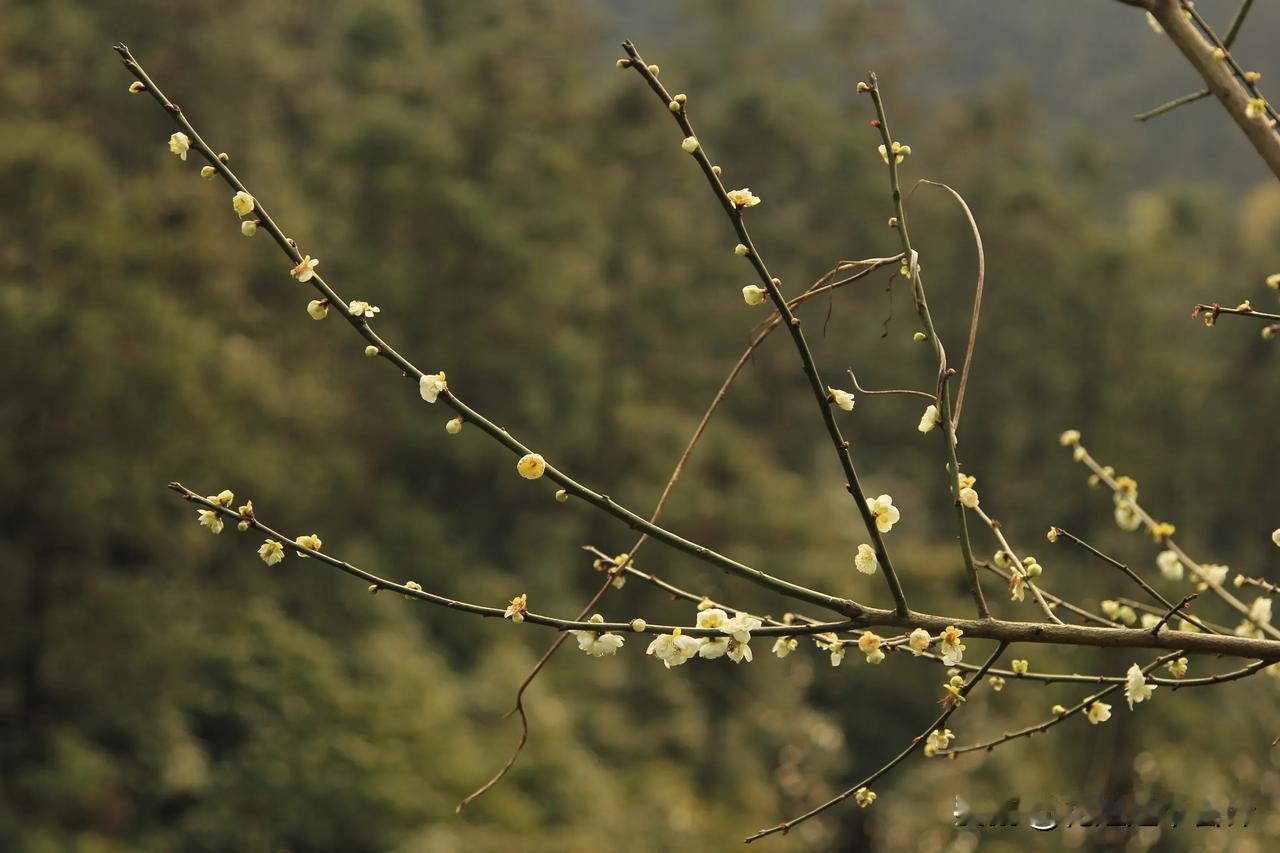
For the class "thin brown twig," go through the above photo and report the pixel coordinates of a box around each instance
[910,180,985,430]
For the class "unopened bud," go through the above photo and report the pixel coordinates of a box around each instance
[913,331,928,342]
[616,58,631,68]
[200,165,216,179]
[128,81,145,94]
[669,100,681,112]
[647,64,660,76]
[445,417,463,434]
[364,345,379,357]
[734,243,749,256]
[856,81,870,93]
[217,152,230,163]
[711,165,722,176]
[240,220,257,237]
[630,618,647,632]
[681,136,700,153]
[555,489,569,503]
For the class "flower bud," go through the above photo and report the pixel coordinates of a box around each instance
[555,489,569,503]
[517,453,547,480]
[630,618,647,632]
[742,285,767,305]
[734,243,749,256]
[241,220,258,237]
[365,345,379,357]
[306,299,329,320]
[681,136,700,153]
[445,417,463,434]
[647,64,660,76]
[711,165,721,176]
[856,81,870,93]
[616,58,631,68]
[913,331,928,342]
[200,165,216,179]
[669,100,681,112]
[129,81,145,94]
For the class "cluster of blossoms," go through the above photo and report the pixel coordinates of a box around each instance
[1100,599,1139,626]
[196,489,236,534]
[645,608,764,667]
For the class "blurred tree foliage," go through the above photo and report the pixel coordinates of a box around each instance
[1,1,1278,850]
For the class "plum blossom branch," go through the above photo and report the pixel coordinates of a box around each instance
[1133,0,1254,121]
[934,653,1183,758]
[620,41,910,618]
[115,44,860,621]
[744,641,1010,843]
[1064,434,1280,640]
[863,74,988,619]
[1049,526,1218,634]
[172,484,857,638]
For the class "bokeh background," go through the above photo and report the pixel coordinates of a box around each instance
[3,1,1280,850]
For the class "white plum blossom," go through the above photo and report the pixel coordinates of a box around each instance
[855,787,877,808]
[924,728,953,757]
[828,387,856,411]
[772,636,798,658]
[1249,597,1273,627]
[290,255,319,282]
[1124,663,1156,709]
[646,629,701,668]
[1087,700,1112,724]
[726,638,753,663]
[857,631,885,664]
[721,612,762,643]
[503,593,528,623]
[419,371,448,403]
[939,625,965,665]
[726,187,761,208]
[197,509,224,534]
[854,543,878,575]
[958,487,979,509]
[907,628,931,656]
[232,191,255,217]
[169,132,190,160]
[348,300,380,319]
[569,614,626,657]
[866,494,900,533]
[258,539,285,566]
[696,608,728,630]
[817,635,846,667]
[918,404,940,433]
[1114,498,1142,531]
[699,636,728,659]
[1166,657,1189,678]
[1156,550,1183,581]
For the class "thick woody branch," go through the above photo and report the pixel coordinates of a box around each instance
[1145,0,1280,179]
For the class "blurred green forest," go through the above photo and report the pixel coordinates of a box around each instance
[2,1,1279,850]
